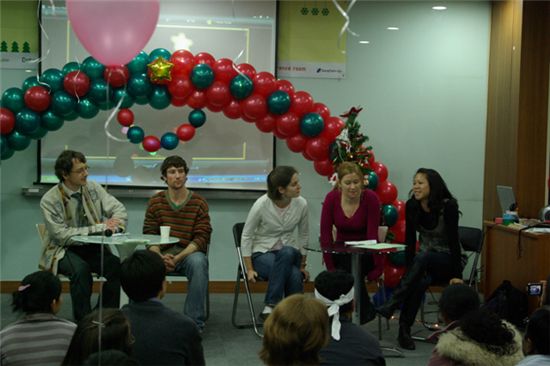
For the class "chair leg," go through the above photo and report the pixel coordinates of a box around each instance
[231,268,263,338]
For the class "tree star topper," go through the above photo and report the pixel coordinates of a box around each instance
[147,57,174,83]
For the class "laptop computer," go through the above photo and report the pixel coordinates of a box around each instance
[497,185,517,212]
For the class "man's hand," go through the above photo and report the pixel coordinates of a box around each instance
[246,269,258,283]
[103,218,121,231]
[162,254,176,272]
[301,268,310,282]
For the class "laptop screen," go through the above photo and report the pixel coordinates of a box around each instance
[496,185,516,213]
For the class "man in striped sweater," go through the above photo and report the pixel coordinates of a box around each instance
[143,156,212,331]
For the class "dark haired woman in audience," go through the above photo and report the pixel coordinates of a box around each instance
[62,308,134,366]
[377,168,464,349]
[0,271,76,366]
[241,166,309,319]
[517,306,550,366]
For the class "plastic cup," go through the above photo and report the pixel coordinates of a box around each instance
[160,226,170,242]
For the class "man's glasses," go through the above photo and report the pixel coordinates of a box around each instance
[71,165,89,174]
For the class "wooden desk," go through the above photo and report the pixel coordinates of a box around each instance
[483,221,550,313]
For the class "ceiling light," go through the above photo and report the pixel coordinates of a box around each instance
[387,26,399,31]
[359,40,370,44]
[432,6,447,10]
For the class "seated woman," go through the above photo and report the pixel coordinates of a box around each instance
[517,307,550,366]
[320,162,381,324]
[241,166,309,319]
[0,271,76,366]
[377,168,464,350]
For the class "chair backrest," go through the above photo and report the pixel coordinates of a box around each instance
[233,223,245,248]
[458,226,482,253]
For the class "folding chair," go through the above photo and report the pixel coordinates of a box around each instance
[230,222,263,338]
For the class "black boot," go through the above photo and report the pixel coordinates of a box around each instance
[398,323,415,350]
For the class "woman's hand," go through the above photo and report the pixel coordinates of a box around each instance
[246,269,258,283]
[301,268,310,282]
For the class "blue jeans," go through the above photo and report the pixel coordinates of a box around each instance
[252,246,303,306]
[172,251,209,329]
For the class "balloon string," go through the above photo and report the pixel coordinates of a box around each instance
[231,49,246,77]
[332,0,359,53]
[33,0,55,89]
[103,83,127,143]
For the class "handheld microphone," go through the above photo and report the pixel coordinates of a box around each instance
[104,229,113,237]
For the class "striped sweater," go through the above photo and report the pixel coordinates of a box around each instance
[143,190,212,253]
[0,313,76,366]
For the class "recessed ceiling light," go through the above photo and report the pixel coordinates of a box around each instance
[359,40,370,44]
[432,6,447,10]
[387,26,399,31]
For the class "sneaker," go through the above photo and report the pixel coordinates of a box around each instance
[259,305,273,321]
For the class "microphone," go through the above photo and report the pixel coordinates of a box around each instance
[104,229,113,237]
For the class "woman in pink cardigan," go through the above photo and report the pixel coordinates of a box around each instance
[320,162,381,324]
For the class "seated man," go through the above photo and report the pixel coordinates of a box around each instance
[40,150,126,321]
[143,155,211,330]
[120,250,205,366]
[314,270,386,366]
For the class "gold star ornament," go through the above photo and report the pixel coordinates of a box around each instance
[147,57,174,84]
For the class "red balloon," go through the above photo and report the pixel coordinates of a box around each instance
[276,79,295,95]
[206,81,231,108]
[104,65,129,87]
[255,114,276,133]
[290,91,314,117]
[194,52,215,67]
[0,107,15,135]
[176,123,195,141]
[117,108,134,126]
[320,117,343,141]
[393,200,406,221]
[171,97,187,107]
[142,135,161,152]
[314,159,334,177]
[286,134,307,153]
[241,94,267,121]
[236,63,256,80]
[213,58,237,83]
[168,75,193,100]
[302,149,314,161]
[241,113,256,123]
[223,100,242,119]
[253,72,276,97]
[24,86,51,112]
[63,71,90,97]
[376,180,398,205]
[312,102,330,121]
[275,112,300,138]
[187,90,207,109]
[372,161,388,182]
[305,137,330,161]
[170,50,195,77]
[384,264,406,288]
[368,149,376,165]
[388,219,406,243]
[206,103,224,112]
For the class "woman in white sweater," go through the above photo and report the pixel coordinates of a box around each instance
[241,166,309,319]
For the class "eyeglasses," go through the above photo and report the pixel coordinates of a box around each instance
[71,165,89,174]
[166,168,186,175]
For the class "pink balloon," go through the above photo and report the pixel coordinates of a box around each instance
[67,0,160,66]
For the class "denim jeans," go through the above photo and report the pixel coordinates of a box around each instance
[252,246,303,306]
[58,245,121,321]
[172,251,209,329]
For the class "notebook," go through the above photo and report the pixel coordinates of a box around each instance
[496,185,516,213]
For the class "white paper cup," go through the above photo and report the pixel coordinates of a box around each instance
[378,226,388,243]
[160,226,171,242]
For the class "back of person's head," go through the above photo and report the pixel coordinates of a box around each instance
[459,308,518,357]
[439,284,480,323]
[62,309,133,366]
[259,294,329,365]
[12,270,61,314]
[160,155,188,179]
[267,166,298,200]
[523,306,550,355]
[82,349,140,366]
[412,168,456,211]
[121,250,166,302]
[55,150,86,181]
[314,270,354,315]
[336,162,363,183]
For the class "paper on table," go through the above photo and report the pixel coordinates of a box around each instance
[345,241,407,251]
[345,240,377,246]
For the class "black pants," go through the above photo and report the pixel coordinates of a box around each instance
[58,245,121,321]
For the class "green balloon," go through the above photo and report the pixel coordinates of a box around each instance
[28,126,48,140]
[366,171,379,190]
[230,74,253,100]
[389,251,406,266]
[15,108,41,135]
[112,88,134,109]
[98,99,115,111]
[267,91,291,115]
[127,126,144,143]
[127,51,149,75]
[134,95,149,105]
[7,131,31,151]
[77,98,99,119]
[41,68,64,92]
[160,132,179,150]
[191,64,214,90]
[300,113,324,137]
[149,86,171,110]
[188,109,206,127]
[87,79,112,106]
[1,145,14,160]
[382,204,398,227]
[148,48,172,63]
[22,76,41,92]
[41,110,64,131]
[62,61,81,74]
[1,135,10,156]
[52,91,77,116]
[82,57,105,79]
[64,110,79,121]
[1,88,25,113]
[127,73,152,98]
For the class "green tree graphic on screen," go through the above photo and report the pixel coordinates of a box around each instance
[22,42,30,53]
[11,41,19,52]
[0,41,7,52]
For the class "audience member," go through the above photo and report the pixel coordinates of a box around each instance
[516,306,550,366]
[259,294,329,365]
[143,155,211,330]
[0,271,76,366]
[62,308,134,366]
[241,166,309,320]
[377,168,464,349]
[320,162,381,324]
[430,308,523,366]
[314,270,385,366]
[40,150,127,321]
[82,350,140,366]
[121,250,205,366]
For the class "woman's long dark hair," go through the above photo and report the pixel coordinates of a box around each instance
[409,168,457,213]
[459,309,518,356]
[12,271,61,314]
